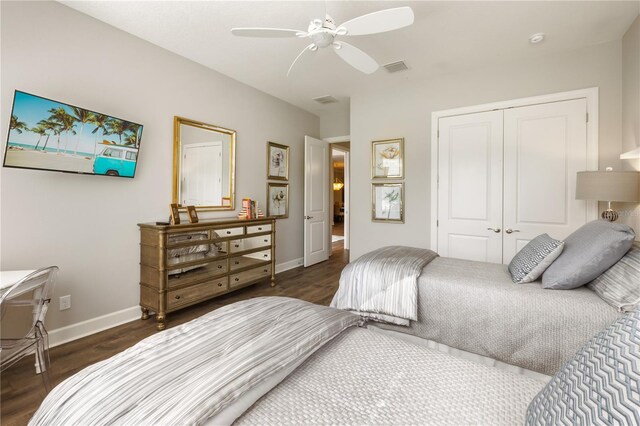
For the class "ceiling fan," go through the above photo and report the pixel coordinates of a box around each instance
[231,7,414,76]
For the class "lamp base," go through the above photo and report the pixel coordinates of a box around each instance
[601,209,619,222]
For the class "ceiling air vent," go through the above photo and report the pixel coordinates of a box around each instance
[313,95,339,105]
[383,61,408,73]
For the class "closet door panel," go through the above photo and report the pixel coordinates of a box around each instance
[437,110,503,263]
[503,99,588,263]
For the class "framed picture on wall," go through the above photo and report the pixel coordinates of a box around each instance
[267,141,289,180]
[267,182,289,218]
[372,138,404,179]
[372,183,404,223]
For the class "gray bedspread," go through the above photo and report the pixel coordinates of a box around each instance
[237,326,546,425]
[374,257,623,376]
[30,297,360,426]
[331,245,438,325]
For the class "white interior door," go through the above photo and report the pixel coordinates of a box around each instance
[502,99,589,263]
[304,136,330,267]
[437,110,504,263]
[182,142,222,205]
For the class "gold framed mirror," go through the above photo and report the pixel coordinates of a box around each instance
[172,116,236,211]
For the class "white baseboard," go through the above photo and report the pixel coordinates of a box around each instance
[49,306,140,348]
[48,258,305,347]
[275,257,304,274]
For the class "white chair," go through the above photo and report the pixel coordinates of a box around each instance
[0,266,58,391]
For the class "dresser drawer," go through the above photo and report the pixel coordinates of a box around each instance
[216,227,244,238]
[230,265,272,289]
[229,239,245,253]
[167,278,228,310]
[167,259,227,288]
[247,224,272,234]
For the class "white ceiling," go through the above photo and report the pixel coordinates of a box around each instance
[60,1,639,116]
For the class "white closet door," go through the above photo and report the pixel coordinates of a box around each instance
[437,110,504,263]
[503,99,588,263]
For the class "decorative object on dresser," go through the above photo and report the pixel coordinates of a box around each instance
[186,205,198,224]
[267,183,289,218]
[169,203,180,225]
[239,198,265,220]
[266,141,289,180]
[372,182,404,223]
[575,168,639,221]
[372,138,404,179]
[138,217,276,330]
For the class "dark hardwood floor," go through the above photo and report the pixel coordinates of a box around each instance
[0,242,347,425]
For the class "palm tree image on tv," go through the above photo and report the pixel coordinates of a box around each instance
[4,91,143,177]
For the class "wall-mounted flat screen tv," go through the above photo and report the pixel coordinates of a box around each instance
[4,90,143,178]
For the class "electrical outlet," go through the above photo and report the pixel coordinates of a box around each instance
[59,295,71,311]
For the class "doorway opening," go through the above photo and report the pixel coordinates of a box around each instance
[330,142,350,254]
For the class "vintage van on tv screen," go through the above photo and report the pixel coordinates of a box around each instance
[4,90,143,178]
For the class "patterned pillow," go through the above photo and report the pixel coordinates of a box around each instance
[588,242,640,312]
[508,234,564,283]
[526,308,640,425]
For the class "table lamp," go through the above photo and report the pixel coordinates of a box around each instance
[576,168,640,221]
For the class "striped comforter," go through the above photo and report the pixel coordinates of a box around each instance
[330,246,438,325]
[30,297,360,426]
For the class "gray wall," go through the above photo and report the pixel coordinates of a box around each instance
[320,107,350,139]
[0,1,319,331]
[350,40,624,260]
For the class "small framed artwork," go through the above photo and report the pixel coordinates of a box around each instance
[372,138,404,179]
[267,183,289,218]
[267,142,289,180]
[169,203,181,225]
[186,205,199,224]
[372,183,404,223]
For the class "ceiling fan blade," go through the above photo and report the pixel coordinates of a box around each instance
[339,7,414,36]
[231,28,304,38]
[287,44,316,77]
[333,41,378,74]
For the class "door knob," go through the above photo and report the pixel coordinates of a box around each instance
[487,227,501,233]
[505,229,520,234]
[305,215,314,220]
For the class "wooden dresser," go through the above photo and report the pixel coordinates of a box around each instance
[138,217,276,330]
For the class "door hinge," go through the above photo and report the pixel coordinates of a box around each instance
[437,129,440,138]
[436,220,439,227]
[586,113,589,123]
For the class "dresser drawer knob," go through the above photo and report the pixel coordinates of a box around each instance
[218,265,223,269]
[264,239,268,243]
[175,295,181,300]
[235,244,239,248]
[263,269,268,273]
[235,277,239,282]
[234,261,240,265]
[263,254,268,258]
[258,227,262,231]
[226,231,231,235]
[218,282,223,287]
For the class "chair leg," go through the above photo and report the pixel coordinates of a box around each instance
[35,328,51,392]
[38,322,51,370]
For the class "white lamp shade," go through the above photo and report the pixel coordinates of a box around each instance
[576,171,639,202]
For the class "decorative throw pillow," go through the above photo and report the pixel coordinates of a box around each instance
[526,308,640,425]
[588,242,640,312]
[508,234,564,283]
[542,220,636,290]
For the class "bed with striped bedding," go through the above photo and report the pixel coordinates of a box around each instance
[330,245,439,325]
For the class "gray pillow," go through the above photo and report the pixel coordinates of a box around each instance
[542,220,635,290]
[588,242,640,312]
[526,308,640,425]
[508,234,564,283]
